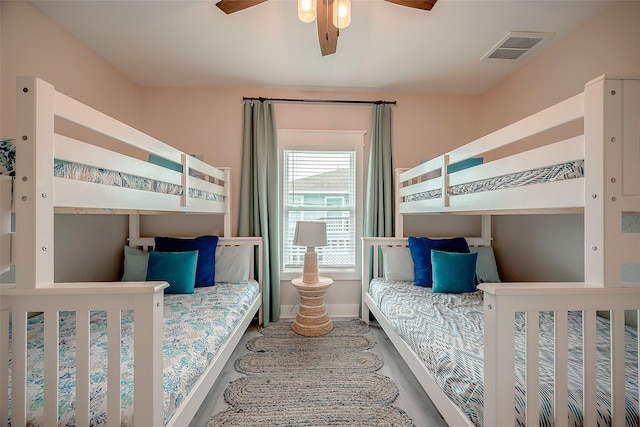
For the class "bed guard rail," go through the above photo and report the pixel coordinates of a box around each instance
[0,281,167,427]
[480,282,640,427]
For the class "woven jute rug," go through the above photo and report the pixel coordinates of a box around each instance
[208,319,414,427]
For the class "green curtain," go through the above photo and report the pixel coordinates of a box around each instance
[365,103,394,238]
[238,100,280,325]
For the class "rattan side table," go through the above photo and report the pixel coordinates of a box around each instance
[291,276,333,337]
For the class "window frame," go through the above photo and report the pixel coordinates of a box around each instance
[278,129,365,281]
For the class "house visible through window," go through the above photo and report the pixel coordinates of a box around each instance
[279,130,364,280]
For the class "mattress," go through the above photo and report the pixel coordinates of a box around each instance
[0,139,222,202]
[368,278,639,426]
[403,160,584,203]
[9,281,260,426]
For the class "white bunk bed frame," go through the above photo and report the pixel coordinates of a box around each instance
[362,75,640,426]
[0,76,263,426]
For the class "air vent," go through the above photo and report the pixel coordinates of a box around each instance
[482,31,554,62]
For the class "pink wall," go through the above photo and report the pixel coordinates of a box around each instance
[1,1,143,282]
[139,87,480,236]
[0,1,143,138]
[477,1,640,282]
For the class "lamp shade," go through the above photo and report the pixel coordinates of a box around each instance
[293,221,327,247]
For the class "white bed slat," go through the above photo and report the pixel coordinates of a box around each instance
[611,309,626,427]
[525,311,540,426]
[54,90,183,165]
[186,155,227,182]
[43,310,59,426]
[399,155,445,182]
[399,176,443,196]
[400,178,584,214]
[76,310,91,427]
[554,310,569,425]
[11,310,27,427]
[0,177,11,274]
[107,310,121,427]
[448,92,584,164]
[448,135,584,187]
[582,310,597,427]
[53,178,226,213]
[54,134,183,186]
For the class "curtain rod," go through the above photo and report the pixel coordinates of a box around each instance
[242,97,396,106]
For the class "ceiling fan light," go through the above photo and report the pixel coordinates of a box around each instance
[332,0,351,29]
[298,0,317,23]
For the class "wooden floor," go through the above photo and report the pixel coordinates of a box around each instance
[189,320,449,427]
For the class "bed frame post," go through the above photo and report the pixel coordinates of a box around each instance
[361,237,372,324]
[394,168,405,237]
[133,289,165,425]
[0,176,11,275]
[221,167,232,237]
[15,76,55,289]
[584,76,625,288]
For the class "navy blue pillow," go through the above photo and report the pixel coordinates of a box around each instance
[431,250,478,294]
[146,250,198,294]
[154,235,218,287]
[408,236,470,287]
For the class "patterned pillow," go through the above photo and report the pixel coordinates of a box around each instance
[0,139,16,176]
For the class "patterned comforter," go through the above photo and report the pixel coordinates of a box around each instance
[11,282,260,426]
[0,139,222,202]
[403,160,584,203]
[369,279,639,426]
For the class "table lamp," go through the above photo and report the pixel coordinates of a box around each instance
[293,221,327,284]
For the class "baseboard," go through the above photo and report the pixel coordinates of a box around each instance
[280,303,360,320]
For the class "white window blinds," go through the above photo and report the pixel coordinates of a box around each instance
[283,150,356,268]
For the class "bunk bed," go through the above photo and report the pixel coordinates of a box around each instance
[0,76,263,426]
[362,75,640,426]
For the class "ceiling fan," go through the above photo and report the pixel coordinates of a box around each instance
[215,0,438,56]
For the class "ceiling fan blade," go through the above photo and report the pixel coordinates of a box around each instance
[384,0,437,11]
[215,0,267,14]
[317,0,338,56]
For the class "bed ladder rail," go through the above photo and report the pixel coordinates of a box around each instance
[481,282,640,427]
[0,176,11,275]
[0,282,167,427]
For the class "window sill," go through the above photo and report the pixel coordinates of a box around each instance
[281,269,360,282]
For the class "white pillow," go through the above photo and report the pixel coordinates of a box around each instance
[380,246,414,282]
[215,245,251,283]
[470,246,501,283]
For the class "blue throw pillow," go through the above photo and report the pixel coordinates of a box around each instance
[431,250,478,294]
[154,235,218,287]
[408,236,470,287]
[146,250,198,294]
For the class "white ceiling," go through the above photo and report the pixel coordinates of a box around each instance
[31,0,614,95]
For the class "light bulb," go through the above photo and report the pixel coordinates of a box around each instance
[298,0,317,23]
[332,0,351,29]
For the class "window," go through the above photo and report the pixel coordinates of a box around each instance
[279,130,364,280]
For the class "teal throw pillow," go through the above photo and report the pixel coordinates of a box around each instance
[146,250,198,294]
[122,246,150,281]
[431,250,478,294]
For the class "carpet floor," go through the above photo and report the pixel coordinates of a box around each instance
[207,319,414,426]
